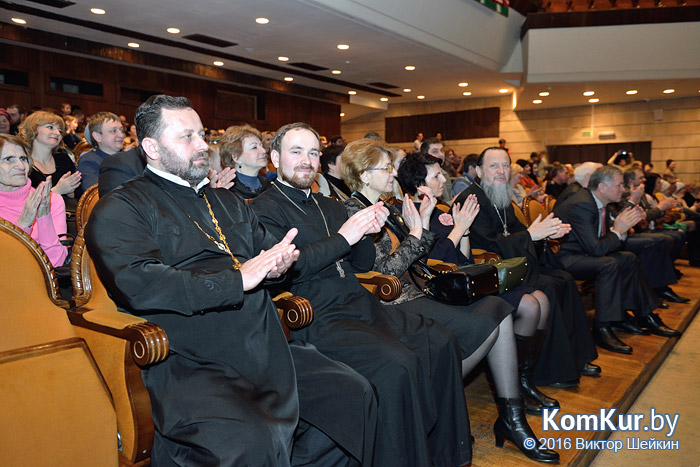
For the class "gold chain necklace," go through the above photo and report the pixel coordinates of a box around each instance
[273,183,345,278]
[189,193,242,269]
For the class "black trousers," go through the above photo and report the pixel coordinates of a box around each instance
[558,251,658,326]
[625,233,676,289]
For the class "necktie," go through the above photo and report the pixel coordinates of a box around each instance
[599,206,607,237]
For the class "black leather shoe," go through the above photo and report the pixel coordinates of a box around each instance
[657,289,691,304]
[547,379,579,388]
[594,327,633,354]
[612,313,650,335]
[638,313,681,338]
[657,301,670,309]
[580,363,601,377]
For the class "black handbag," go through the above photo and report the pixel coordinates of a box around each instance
[409,261,498,305]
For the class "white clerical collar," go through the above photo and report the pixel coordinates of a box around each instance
[276,177,311,197]
[147,165,209,192]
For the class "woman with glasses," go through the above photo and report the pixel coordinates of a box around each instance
[343,138,558,464]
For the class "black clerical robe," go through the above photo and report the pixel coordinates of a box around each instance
[86,171,375,466]
[252,182,471,467]
[455,184,598,385]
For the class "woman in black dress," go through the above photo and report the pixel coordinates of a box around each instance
[342,139,558,464]
[20,111,83,204]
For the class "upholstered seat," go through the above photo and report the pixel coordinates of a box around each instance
[0,218,118,467]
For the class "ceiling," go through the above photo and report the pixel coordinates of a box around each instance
[2,0,700,120]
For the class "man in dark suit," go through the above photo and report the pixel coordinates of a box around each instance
[553,166,680,355]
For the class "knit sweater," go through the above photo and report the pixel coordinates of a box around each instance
[0,180,68,267]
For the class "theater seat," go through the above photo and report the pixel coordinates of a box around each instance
[0,218,118,467]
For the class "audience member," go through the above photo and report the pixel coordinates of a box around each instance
[544,165,569,199]
[86,96,377,466]
[553,166,680,355]
[451,153,478,198]
[77,112,125,190]
[319,144,351,200]
[6,104,26,134]
[219,124,271,200]
[663,159,678,182]
[0,109,11,134]
[455,147,600,387]
[62,115,82,150]
[420,137,452,202]
[0,134,68,267]
[329,135,345,147]
[413,132,423,153]
[60,102,72,117]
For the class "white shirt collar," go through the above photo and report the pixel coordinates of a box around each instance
[147,165,209,192]
[591,191,605,210]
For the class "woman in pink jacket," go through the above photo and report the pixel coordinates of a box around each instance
[0,134,68,267]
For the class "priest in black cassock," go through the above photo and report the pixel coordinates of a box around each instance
[454,147,599,387]
[251,122,472,467]
[86,95,377,466]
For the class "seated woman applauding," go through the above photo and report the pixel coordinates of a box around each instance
[343,139,558,464]
[0,134,68,267]
[219,124,271,200]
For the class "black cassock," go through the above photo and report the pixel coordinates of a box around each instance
[86,171,375,466]
[455,184,598,385]
[252,182,472,467]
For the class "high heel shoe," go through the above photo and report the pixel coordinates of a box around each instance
[494,397,560,463]
[516,332,559,415]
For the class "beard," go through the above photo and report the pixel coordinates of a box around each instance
[158,144,210,187]
[481,179,514,210]
[278,162,316,190]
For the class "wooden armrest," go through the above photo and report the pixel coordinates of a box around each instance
[67,309,169,367]
[356,271,402,301]
[472,249,502,263]
[273,292,313,338]
[425,259,458,272]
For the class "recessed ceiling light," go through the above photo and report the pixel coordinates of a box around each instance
[663,89,675,94]
[278,56,289,62]
[417,95,425,99]
[403,88,412,93]
[213,61,224,66]
[90,8,105,15]
[539,92,550,97]
[331,70,342,75]
[533,99,543,104]
[166,27,180,34]
[458,82,469,87]
[255,17,269,24]
[337,44,350,50]
[625,90,638,95]
[284,76,294,82]
[340,112,345,117]
[405,66,416,71]
[589,98,599,103]
[380,97,389,102]
[462,91,472,96]
[583,91,595,96]
[348,90,357,95]
[127,42,140,48]
[11,18,26,24]
[499,88,509,94]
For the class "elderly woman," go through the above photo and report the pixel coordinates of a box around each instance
[19,111,82,202]
[511,164,543,206]
[219,124,271,200]
[343,139,558,464]
[0,134,68,267]
[0,109,11,134]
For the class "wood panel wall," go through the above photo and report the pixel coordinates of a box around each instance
[384,108,500,143]
[0,44,341,136]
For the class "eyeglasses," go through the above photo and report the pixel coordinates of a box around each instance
[366,164,394,172]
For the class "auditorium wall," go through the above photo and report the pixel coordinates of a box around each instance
[342,95,700,181]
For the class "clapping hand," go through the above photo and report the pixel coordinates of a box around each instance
[17,177,52,229]
[338,203,389,245]
[239,228,300,291]
[528,212,569,241]
[401,194,423,237]
[452,194,480,234]
[209,167,236,190]
[53,171,81,195]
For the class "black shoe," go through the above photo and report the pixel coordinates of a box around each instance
[593,326,633,354]
[674,268,683,279]
[547,379,579,388]
[494,398,560,463]
[612,313,650,335]
[637,313,681,338]
[580,363,601,377]
[657,289,691,304]
[516,332,560,416]
[658,301,670,309]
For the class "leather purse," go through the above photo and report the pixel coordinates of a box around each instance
[409,261,498,305]
[492,257,528,294]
